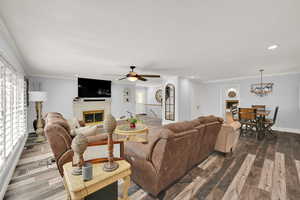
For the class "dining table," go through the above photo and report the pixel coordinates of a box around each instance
[256,110,271,139]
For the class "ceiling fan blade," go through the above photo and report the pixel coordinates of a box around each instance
[101,74,123,76]
[139,75,160,78]
[137,75,147,81]
[118,77,127,80]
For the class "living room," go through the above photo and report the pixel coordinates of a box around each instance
[0,1,300,200]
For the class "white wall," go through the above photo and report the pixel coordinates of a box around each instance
[0,17,25,73]
[27,77,77,131]
[178,78,192,121]
[27,76,136,131]
[111,83,136,118]
[146,86,162,118]
[135,86,147,114]
[200,73,300,131]
[28,73,300,131]
[161,77,205,123]
[190,80,206,119]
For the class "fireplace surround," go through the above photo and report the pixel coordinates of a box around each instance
[73,99,111,125]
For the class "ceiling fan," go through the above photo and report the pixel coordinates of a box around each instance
[118,66,160,82]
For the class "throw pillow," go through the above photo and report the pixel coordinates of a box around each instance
[70,126,98,137]
[67,118,81,131]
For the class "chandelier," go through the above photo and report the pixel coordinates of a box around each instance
[250,69,273,97]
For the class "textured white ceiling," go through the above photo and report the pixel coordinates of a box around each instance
[0,0,299,81]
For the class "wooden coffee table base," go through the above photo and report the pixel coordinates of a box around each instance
[115,124,149,143]
[124,135,147,143]
[63,160,131,200]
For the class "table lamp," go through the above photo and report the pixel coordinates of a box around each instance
[71,134,88,175]
[103,114,119,172]
[29,91,47,142]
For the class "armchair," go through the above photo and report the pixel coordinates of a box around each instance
[215,111,241,154]
[44,112,110,176]
[215,121,240,154]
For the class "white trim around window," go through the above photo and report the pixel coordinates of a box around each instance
[0,55,27,172]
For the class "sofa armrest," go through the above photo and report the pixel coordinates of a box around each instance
[215,122,241,153]
[57,149,74,177]
[125,142,151,160]
[125,142,158,195]
[223,121,241,130]
[124,142,159,194]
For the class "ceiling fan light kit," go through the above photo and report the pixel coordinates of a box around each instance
[127,76,138,82]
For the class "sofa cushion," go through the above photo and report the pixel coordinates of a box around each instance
[163,121,195,133]
[223,121,241,131]
[190,119,201,127]
[70,125,99,137]
[67,118,81,131]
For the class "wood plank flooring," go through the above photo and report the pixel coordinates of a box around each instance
[4,130,300,200]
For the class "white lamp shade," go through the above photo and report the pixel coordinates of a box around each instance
[29,91,47,102]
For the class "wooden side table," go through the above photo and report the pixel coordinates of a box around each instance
[63,160,131,200]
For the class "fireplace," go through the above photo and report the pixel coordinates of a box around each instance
[73,99,111,126]
[83,110,104,126]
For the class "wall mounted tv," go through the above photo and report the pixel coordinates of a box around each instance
[78,78,111,98]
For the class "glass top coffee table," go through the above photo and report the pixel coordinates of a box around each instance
[114,123,148,143]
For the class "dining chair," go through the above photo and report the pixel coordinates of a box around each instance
[238,108,258,137]
[264,106,279,136]
[252,105,266,111]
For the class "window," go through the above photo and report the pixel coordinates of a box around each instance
[165,84,175,121]
[0,57,26,169]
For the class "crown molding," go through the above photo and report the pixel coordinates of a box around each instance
[28,74,76,80]
[203,71,300,84]
[0,14,28,74]
[29,73,139,86]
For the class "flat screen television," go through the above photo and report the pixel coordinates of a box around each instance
[78,78,111,98]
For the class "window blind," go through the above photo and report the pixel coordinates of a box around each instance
[0,61,4,167]
[0,57,26,170]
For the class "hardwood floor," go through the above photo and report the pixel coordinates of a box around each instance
[4,129,300,200]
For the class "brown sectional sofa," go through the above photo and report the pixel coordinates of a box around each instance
[124,115,223,196]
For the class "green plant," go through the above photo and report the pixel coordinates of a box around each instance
[129,118,137,124]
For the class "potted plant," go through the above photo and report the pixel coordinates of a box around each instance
[129,117,138,128]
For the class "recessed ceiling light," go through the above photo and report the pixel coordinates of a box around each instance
[267,44,279,50]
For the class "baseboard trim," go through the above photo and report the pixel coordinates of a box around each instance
[272,127,300,134]
[0,134,27,199]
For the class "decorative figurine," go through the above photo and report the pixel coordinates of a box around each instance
[71,133,88,175]
[103,114,119,172]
